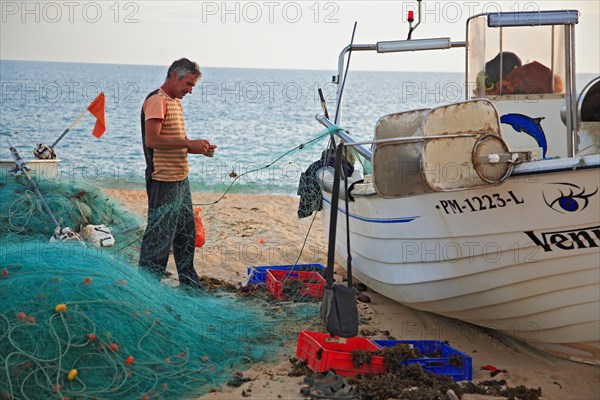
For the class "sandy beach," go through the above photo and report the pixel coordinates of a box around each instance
[107,189,600,400]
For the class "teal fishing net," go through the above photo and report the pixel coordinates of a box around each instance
[1,243,297,399]
[0,172,320,399]
[0,178,142,261]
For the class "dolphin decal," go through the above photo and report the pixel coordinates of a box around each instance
[500,113,548,158]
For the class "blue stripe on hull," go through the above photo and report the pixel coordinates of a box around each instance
[322,196,420,224]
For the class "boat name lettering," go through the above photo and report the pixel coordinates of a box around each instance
[436,191,524,214]
[524,226,600,252]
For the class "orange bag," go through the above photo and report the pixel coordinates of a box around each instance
[193,208,206,248]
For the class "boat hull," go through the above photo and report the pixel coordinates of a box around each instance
[320,158,600,363]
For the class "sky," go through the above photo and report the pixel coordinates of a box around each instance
[1,1,599,72]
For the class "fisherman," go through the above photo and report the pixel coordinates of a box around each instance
[484,52,562,95]
[139,58,217,289]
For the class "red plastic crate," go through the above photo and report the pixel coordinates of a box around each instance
[295,331,386,377]
[266,270,325,301]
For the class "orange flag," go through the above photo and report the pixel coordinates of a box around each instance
[87,92,106,138]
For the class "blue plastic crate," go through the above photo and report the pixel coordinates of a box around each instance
[372,340,472,381]
[246,264,325,285]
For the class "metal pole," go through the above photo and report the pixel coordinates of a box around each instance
[324,144,345,290]
[551,26,555,93]
[499,27,504,96]
[7,140,60,228]
[316,115,372,159]
[335,44,377,124]
[347,133,478,147]
[565,25,575,157]
[570,24,579,155]
[50,108,88,148]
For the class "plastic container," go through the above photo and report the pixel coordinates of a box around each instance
[246,264,325,285]
[372,339,472,381]
[266,270,325,301]
[295,331,386,377]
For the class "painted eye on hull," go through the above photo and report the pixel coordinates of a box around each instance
[543,183,597,213]
[556,196,579,212]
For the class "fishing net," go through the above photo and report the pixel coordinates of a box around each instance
[0,177,142,261]
[0,122,366,398]
[1,242,304,399]
[0,171,321,399]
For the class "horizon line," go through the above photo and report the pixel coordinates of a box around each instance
[3,58,598,75]
[0,57,467,75]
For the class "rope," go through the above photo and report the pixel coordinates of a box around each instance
[193,125,344,207]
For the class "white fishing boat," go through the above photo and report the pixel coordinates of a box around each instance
[313,6,600,364]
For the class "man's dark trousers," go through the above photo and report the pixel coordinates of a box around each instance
[139,178,200,287]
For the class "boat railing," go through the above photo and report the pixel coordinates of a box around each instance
[334,38,465,86]
[316,114,373,159]
[333,39,465,124]
[316,114,523,166]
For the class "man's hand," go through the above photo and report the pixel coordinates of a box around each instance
[187,140,217,157]
[206,144,217,157]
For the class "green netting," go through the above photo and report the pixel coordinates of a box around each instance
[354,149,372,175]
[1,242,307,399]
[0,174,319,399]
[0,125,363,398]
[0,178,142,261]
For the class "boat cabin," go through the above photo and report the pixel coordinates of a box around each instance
[466,10,592,159]
[324,9,599,171]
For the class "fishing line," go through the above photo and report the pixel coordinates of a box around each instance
[192,127,340,207]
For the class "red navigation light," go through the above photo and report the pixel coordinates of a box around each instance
[407,11,415,22]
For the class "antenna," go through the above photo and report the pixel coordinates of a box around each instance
[334,21,358,125]
[407,0,423,40]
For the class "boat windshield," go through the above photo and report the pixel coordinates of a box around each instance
[469,16,566,98]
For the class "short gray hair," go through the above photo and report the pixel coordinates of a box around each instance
[166,58,201,80]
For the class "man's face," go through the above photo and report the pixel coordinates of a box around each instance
[172,72,199,99]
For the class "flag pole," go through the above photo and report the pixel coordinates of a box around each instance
[8,139,60,229]
[50,108,89,148]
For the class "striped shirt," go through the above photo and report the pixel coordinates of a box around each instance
[141,89,188,181]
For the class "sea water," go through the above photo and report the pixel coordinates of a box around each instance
[0,60,596,194]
